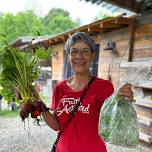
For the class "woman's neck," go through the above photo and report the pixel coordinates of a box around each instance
[67,73,93,91]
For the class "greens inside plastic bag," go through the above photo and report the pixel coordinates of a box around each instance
[99,92,139,147]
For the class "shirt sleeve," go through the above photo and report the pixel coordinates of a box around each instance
[96,80,114,103]
[51,81,62,110]
[102,80,114,102]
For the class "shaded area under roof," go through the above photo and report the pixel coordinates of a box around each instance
[99,1,135,16]
[82,0,152,13]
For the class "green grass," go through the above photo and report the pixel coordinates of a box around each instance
[0,109,19,118]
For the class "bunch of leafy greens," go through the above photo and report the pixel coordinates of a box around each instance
[99,92,139,147]
[0,41,51,104]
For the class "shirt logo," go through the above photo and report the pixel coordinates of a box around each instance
[57,97,90,116]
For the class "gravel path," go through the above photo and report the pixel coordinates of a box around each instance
[0,117,151,152]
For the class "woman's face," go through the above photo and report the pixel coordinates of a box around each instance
[68,40,95,74]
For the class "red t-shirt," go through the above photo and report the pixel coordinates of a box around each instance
[51,77,114,152]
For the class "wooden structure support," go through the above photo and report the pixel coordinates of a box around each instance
[46,16,135,45]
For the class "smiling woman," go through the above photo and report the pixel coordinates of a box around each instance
[36,32,134,152]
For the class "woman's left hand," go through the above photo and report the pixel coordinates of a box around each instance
[118,83,134,102]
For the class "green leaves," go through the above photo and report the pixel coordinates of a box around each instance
[99,92,139,147]
[0,44,41,103]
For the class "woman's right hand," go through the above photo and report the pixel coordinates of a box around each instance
[19,100,49,120]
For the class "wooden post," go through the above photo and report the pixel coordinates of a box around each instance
[128,18,136,61]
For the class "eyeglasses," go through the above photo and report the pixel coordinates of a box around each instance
[69,48,92,56]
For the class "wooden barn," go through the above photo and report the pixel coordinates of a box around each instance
[11,0,152,144]
[43,0,152,144]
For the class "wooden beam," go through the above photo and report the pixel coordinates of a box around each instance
[103,0,145,13]
[54,38,58,42]
[128,18,136,61]
[115,17,133,25]
[137,114,152,126]
[43,40,49,46]
[76,29,80,32]
[87,27,91,32]
[86,26,101,33]
[48,39,53,44]
[120,61,152,68]
[136,98,152,108]
[100,22,121,28]
[139,132,152,143]
[60,36,65,40]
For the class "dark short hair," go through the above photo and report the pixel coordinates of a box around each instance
[64,32,96,54]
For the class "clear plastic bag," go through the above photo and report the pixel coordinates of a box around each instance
[99,65,152,147]
[99,92,139,147]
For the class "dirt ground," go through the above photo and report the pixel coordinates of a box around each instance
[0,117,151,152]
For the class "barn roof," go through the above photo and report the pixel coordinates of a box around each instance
[82,0,152,13]
[44,15,135,45]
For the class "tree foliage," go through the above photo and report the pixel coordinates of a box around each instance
[0,8,79,45]
[15,10,43,37]
[42,8,79,35]
[0,11,43,43]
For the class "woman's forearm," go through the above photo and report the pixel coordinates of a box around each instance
[41,111,61,131]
